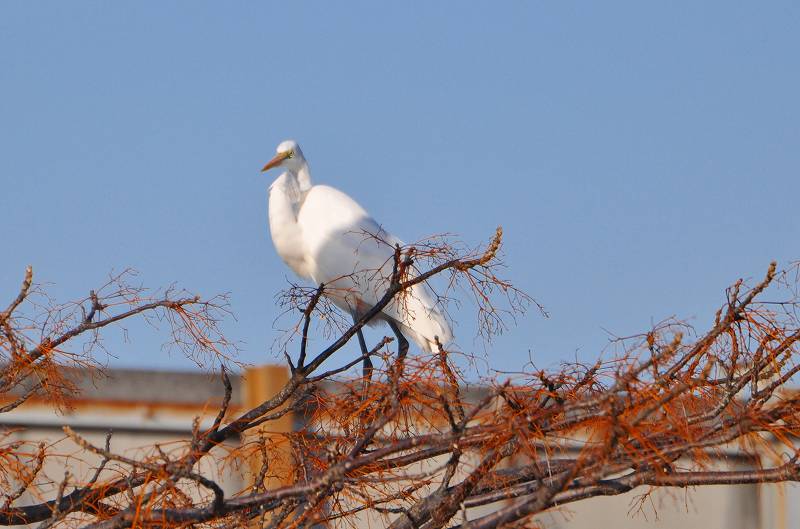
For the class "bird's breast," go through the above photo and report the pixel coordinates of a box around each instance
[268,178,312,280]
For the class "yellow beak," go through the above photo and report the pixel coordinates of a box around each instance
[261,151,290,172]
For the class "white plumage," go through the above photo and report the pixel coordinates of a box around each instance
[262,140,453,355]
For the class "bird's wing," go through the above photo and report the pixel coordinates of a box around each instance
[298,185,452,351]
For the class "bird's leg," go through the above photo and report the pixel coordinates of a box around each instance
[387,321,409,360]
[356,328,373,381]
[355,325,374,404]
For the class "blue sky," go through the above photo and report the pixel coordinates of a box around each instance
[1,2,799,375]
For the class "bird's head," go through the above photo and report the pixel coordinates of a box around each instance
[261,140,306,173]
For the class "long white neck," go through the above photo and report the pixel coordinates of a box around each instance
[268,167,311,280]
[292,161,312,192]
[266,158,314,280]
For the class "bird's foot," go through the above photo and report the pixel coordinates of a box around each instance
[360,356,374,401]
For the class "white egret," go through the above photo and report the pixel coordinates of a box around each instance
[261,140,453,375]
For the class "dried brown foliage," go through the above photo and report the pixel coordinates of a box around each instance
[2,232,800,529]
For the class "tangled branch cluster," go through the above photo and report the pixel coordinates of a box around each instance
[2,233,800,529]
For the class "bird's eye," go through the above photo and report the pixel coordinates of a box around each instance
[287,151,295,159]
